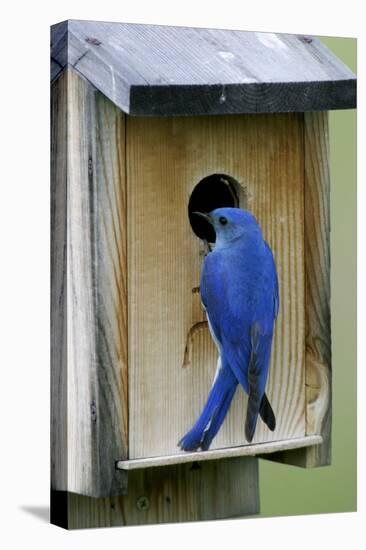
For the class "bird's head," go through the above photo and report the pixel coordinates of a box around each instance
[193,207,262,248]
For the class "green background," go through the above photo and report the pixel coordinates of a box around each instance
[259,36,357,517]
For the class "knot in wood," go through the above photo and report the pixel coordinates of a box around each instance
[90,400,97,423]
[85,37,102,46]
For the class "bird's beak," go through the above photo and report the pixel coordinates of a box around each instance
[192,211,213,224]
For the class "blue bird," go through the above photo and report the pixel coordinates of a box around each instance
[178,207,279,451]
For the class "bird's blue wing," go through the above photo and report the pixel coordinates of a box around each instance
[245,322,274,441]
[200,250,252,391]
[264,241,279,320]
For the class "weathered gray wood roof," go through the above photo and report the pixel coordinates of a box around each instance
[51,20,356,116]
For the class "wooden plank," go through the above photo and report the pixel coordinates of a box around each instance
[263,112,332,468]
[51,456,259,529]
[51,20,356,115]
[51,67,128,498]
[92,80,129,492]
[51,69,68,493]
[50,21,69,81]
[304,112,332,466]
[127,113,306,460]
[117,436,322,471]
[50,20,145,111]
[129,80,356,116]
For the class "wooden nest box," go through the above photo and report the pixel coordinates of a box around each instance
[51,20,356,529]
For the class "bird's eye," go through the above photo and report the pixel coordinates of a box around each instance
[219,216,228,225]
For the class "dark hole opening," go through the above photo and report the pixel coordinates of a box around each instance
[188,173,240,242]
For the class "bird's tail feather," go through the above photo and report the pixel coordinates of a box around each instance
[178,366,237,452]
[245,393,276,442]
[259,393,276,431]
[245,399,260,443]
[200,384,237,450]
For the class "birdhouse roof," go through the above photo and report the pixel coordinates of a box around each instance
[51,20,356,116]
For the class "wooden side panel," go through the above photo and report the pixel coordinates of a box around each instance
[66,68,99,496]
[51,67,128,498]
[304,112,331,466]
[127,114,305,459]
[92,85,129,493]
[52,456,258,529]
[263,112,331,468]
[51,70,68,492]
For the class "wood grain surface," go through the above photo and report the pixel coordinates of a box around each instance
[127,113,306,460]
[262,112,332,468]
[52,456,259,529]
[303,112,331,467]
[117,436,322,470]
[51,68,128,497]
[51,20,356,115]
[51,69,68,493]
